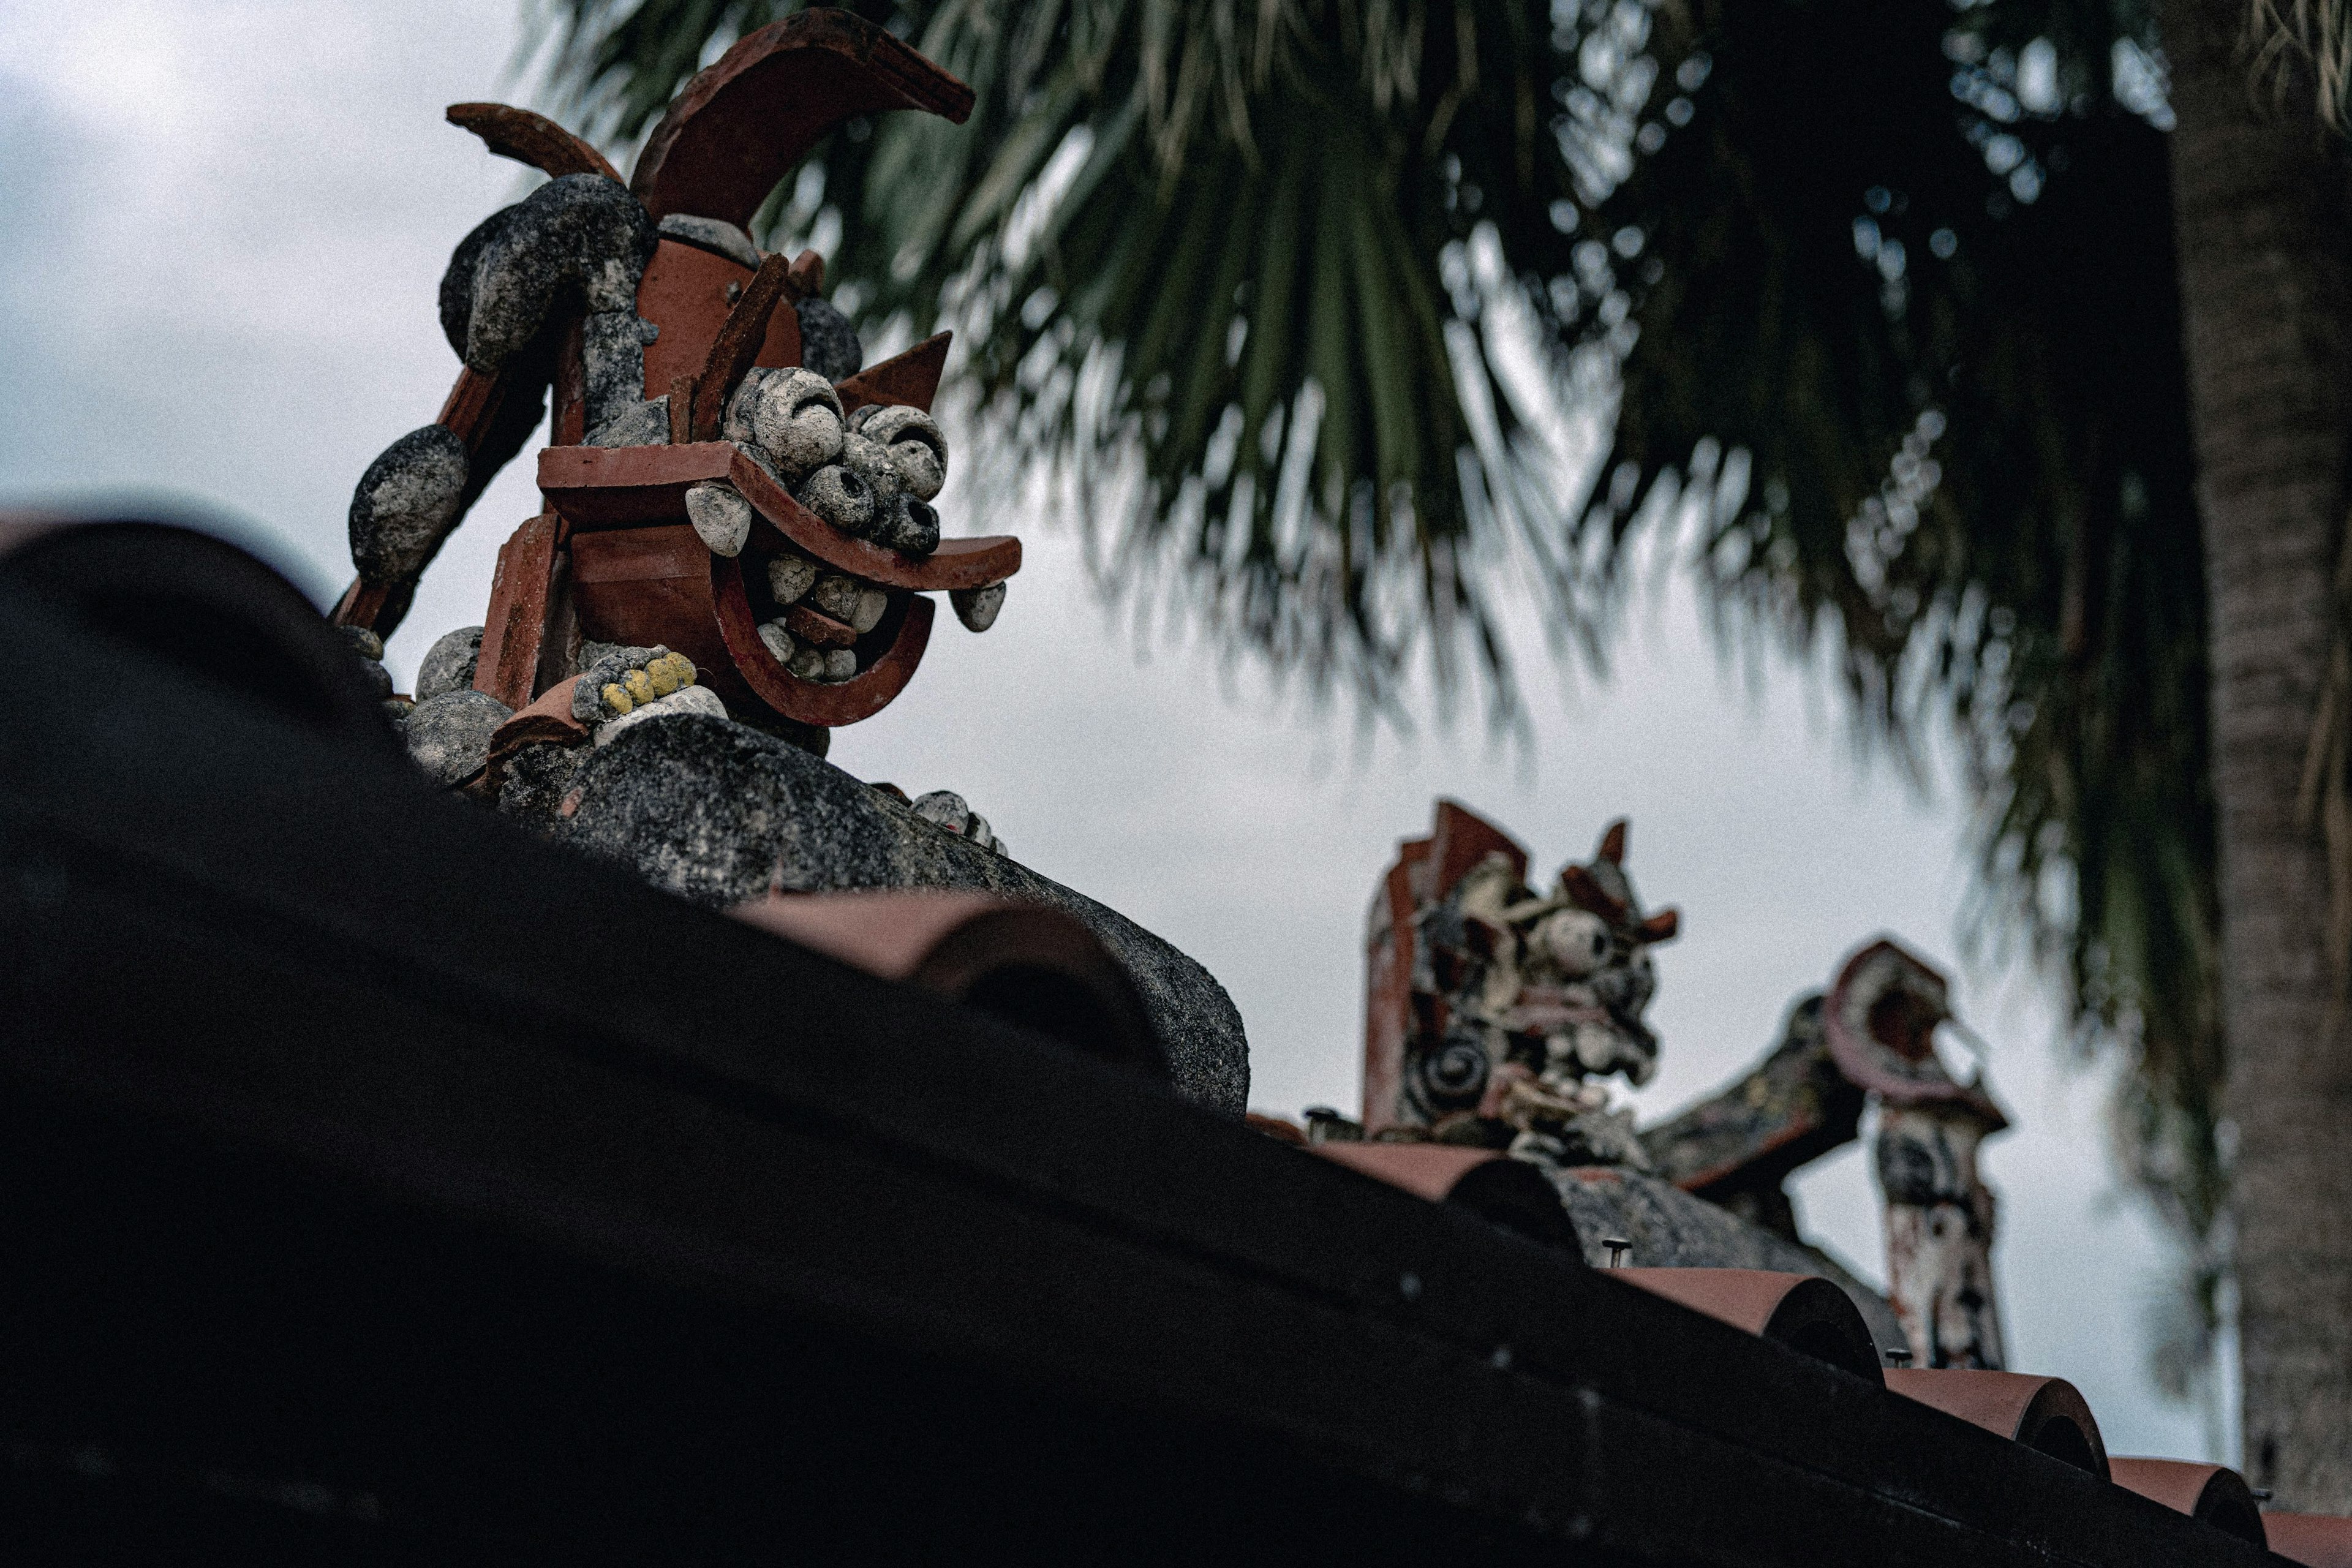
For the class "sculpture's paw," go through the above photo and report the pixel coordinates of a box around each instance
[571,644,726,744]
[911,789,1009,858]
[575,644,698,720]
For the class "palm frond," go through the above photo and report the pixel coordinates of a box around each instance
[2249,0,2352,127]
[533,0,2227,1381]
[1570,0,2223,1344]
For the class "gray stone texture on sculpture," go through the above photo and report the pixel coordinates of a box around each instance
[839,431,900,509]
[337,625,394,699]
[497,738,581,821]
[576,639,628,673]
[794,296,862,383]
[587,396,671,449]
[657,213,761,270]
[404,688,511,788]
[461,173,657,375]
[499,715,1248,1114]
[349,424,470,584]
[581,309,663,439]
[1548,1163,1907,1352]
[911,790,968,830]
[415,625,484,703]
[439,203,519,356]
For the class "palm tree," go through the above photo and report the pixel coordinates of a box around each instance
[2165,0,2352,1507]
[538,0,2352,1499]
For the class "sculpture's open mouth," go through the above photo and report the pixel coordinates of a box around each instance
[538,439,1019,728]
[747,538,906,685]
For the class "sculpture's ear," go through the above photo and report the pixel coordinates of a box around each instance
[630,9,973,228]
[1637,908,1680,944]
[1559,863,1629,924]
[836,333,953,417]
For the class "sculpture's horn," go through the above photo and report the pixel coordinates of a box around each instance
[1597,818,1629,864]
[630,9,974,229]
[1559,863,1630,924]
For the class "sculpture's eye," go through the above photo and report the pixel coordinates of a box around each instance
[851,403,949,502]
[1537,909,1611,976]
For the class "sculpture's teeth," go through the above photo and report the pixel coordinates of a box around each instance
[951,581,1006,633]
[767,549,820,605]
[808,572,862,622]
[685,481,753,557]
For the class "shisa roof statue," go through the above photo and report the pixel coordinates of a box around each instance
[1824,940,2009,1369]
[1640,936,2011,1368]
[331,12,1016,755]
[1361,801,1681,1165]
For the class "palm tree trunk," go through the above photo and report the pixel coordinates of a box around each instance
[2163,0,2352,1506]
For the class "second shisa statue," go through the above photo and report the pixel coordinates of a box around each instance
[1360,801,1682,1164]
[334,12,1017,845]
[1348,800,2009,1368]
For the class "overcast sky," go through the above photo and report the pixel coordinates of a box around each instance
[0,0,2223,1459]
